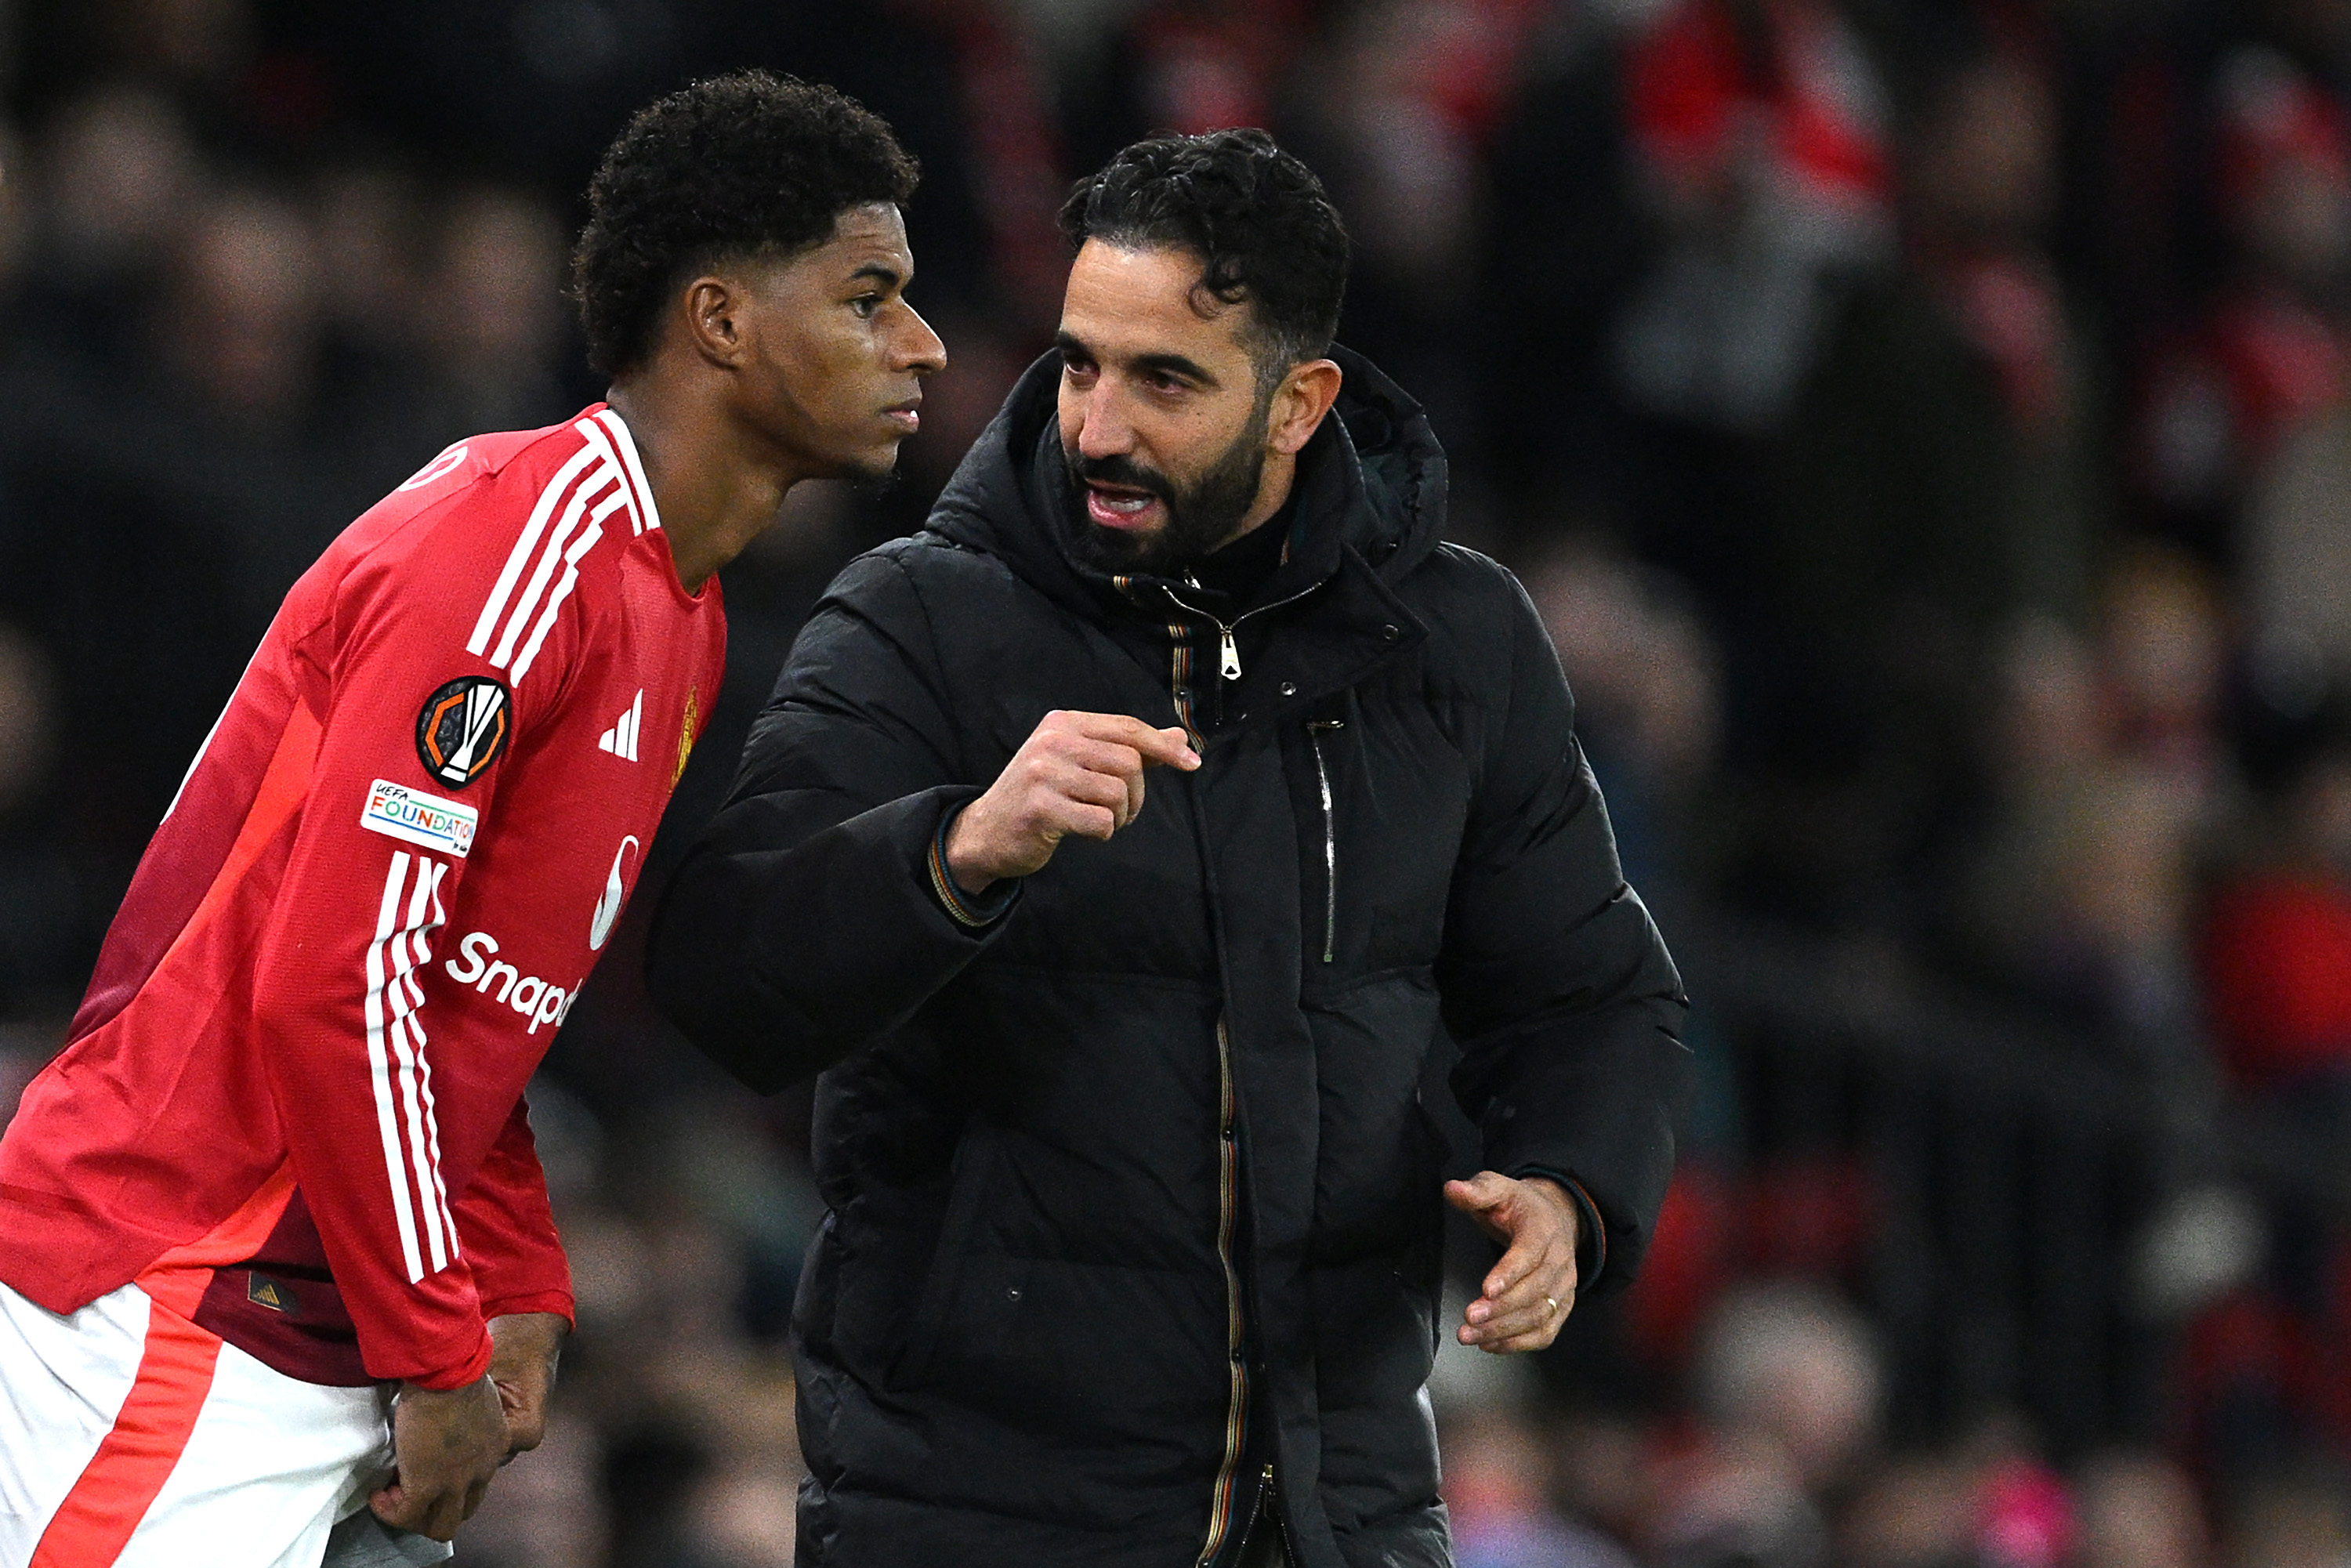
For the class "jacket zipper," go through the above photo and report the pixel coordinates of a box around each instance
[1157,574,1331,1563]
[1307,720,1342,965]
[1197,1016,1248,1566]
[1266,1465,1296,1564]
[1222,1462,1280,1566]
[1165,581,1324,691]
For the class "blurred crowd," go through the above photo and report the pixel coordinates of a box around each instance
[16,0,2351,1563]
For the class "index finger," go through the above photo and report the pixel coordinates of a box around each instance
[1065,712,1200,770]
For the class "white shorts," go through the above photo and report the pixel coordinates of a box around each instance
[0,1280,394,1567]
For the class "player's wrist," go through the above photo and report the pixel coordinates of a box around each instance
[486,1312,567,1363]
[394,1372,498,1414]
[397,1327,496,1392]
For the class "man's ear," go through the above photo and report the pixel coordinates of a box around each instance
[1269,360,1343,456]
[681,275,748,370]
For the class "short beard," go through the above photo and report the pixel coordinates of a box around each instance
[1065,396,1271,577]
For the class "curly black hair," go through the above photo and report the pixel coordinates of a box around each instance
[1060,129,1349,387]
[573,71,918,378]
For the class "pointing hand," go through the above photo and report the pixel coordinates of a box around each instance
[946,711,1200,891]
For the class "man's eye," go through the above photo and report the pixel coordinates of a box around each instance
[851,295,881,318]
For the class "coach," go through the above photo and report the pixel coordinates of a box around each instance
[647,129,1690,1568]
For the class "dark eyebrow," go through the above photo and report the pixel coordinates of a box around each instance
[1133,352,1217,387]
[848,263,904,290]
[1054,331,1218,388]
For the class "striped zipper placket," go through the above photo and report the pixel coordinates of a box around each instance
[1197,1015,1248,1566]
[1115,575,1208,749]
[1168,624,1204,748]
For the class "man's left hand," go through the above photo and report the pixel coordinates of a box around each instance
[485,1313,567,1460]
[1444,1172,1579,1354]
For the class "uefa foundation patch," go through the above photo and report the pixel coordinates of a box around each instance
[362,779,480,858]
[415,675,511,788]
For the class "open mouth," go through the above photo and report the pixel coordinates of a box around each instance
[883,398,922,432]
[1085,481,1162,530]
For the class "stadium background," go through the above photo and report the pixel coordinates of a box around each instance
[6,0,2351,1563]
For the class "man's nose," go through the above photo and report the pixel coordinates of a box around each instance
[1074,382,1134,459]
[897,302,947,376]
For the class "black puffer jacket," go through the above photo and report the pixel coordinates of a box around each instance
[647,348,1690,1568]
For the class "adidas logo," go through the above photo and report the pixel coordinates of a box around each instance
[247,1271,296,1314]
[599,690,645,762]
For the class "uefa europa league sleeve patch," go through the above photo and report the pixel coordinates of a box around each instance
[415,675,512,789]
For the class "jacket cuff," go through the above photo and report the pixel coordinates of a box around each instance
[926,803,1021,929]
[1510,1166,1607,1287]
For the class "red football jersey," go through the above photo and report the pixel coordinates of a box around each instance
[0,405,725,1389]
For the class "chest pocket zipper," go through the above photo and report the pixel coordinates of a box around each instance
[1308,719,1343,964]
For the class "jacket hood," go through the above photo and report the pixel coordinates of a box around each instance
[924,343,1451,619]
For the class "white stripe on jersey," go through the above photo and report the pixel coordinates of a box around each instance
[592,408,662,534]
[575,417,648,538]
[468,416,654,680]
[405,857,458,1264]
[487,465,615,669]
[364,852,455,1284]
[364,854,426,1283]
[410,1013,458,1264]
[467,441,600,664]
[509,487,625,683]
[386,860,451,1273]
[412,863,458,1261]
